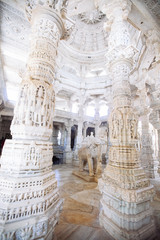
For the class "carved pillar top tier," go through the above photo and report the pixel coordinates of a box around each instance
[97,0,131,28]
[30,5,65,38]
[10,2,66,141]
[26,5,65,85]
[98,0,139,145]
[98,0,138,108]
[25,0,67,23]
[103,0,137,66]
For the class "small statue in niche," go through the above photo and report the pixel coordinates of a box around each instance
[111,111,123,139]
[34,86,45,126]
[30,147,36,162]
[16,85,28,125]
[127,113,138,139]
[130,118,137,139]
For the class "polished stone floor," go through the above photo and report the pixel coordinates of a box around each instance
[52,164,113,240]
[52,164,160,240]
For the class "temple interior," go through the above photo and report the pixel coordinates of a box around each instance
[0,0,160,239]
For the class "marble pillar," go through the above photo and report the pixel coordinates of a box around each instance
[140,114,155,179]
[0,2,65,239]
[76,121,83,148]
[64,123,72,164]
[98,0,156,239]
[60,124,65,147]
[52,125,59,146]
[73,121,83,166]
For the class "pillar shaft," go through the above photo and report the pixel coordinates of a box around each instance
[64,123,72,164]
[0,3,64,239]
[60,125,65,147]
[76,121,83,147]
[66,125,71,151]
[98,1,155,239]
[140,114,155,178]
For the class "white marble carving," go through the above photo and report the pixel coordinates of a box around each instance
[0,2,65,239]
[98,0,156,239]
[78,133,104,177]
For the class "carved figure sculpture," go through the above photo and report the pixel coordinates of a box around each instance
[78,133,104,177]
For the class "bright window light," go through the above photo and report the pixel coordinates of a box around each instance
[72,102,79,113]
[99,105,108,117]
[6,86,19,102]
[57,130,61,145]
[86,105,95,117]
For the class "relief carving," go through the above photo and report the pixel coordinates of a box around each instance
[110,109,123,140]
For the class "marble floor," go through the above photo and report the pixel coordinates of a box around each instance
[52,165,160,240]
[52,164,113,240]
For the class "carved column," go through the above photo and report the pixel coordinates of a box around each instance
[77,121,83,147]
[147,28,160,176]
[60,124,65,147]
[52,125,59,145]
[94,97,101,137]
[0,1,65,239]
[150,107,160,176]
[98,0,155,239]
[72,121,83,166]
[76,105,84,148]
[64,122,72,164]
[140,113,155,178]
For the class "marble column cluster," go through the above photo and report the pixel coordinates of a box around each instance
[0,1,65,239]
[97,0,156,239]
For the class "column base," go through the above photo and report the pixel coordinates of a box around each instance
[100,210,156,240]
[0,139,63,239]
[64,150,73,164]
[99,160,156,240]
[0,199,63,239]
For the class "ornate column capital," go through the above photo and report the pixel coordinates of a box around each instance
[95,0,132,29]
[146,29,160,62]
[32,6,65,37]
[98,0,138,69]
[25,0,68,20]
